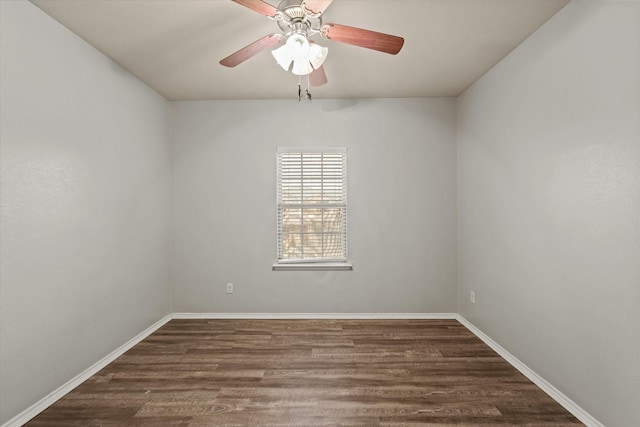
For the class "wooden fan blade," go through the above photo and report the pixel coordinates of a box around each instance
[302,0,333,15]
[220,34,282,67]
[232,0,278,17]
[309,65,328,86]
[321,23,404,55]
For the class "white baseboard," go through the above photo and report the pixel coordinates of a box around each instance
[171,312,457,320]
[455,315,604,427]
[1,315,172,427]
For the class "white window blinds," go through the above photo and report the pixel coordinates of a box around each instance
[277,147,347,263]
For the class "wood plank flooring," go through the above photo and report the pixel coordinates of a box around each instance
[26,319,582,426]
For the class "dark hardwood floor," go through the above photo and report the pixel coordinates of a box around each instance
[26,319,582,426]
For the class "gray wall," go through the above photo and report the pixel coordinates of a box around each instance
[2,0,638,425]
[171,98,458,314]
[456,1,640,426]
[0,2,172,423]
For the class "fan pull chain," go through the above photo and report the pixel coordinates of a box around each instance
[296,75,312,103]
[306,74,312,102]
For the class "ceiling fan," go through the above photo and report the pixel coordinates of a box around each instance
[220,0,405,87]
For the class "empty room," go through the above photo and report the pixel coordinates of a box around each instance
[1,0,638,426]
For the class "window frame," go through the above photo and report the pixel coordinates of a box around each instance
[273,147,351,271]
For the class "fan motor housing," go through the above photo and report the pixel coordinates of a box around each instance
[276,0,323,37]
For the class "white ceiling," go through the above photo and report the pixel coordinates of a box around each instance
[31,0,569,101]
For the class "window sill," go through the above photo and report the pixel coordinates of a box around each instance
[272,262,353,271]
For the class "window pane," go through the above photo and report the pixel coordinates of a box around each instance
[304,233,323,258]
[303,208,323,234]
[281,233,302,259]
[322,208,343,234]
[281,208,302,233]
[323,234,343,258]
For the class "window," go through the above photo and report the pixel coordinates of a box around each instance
[276,147,348,267]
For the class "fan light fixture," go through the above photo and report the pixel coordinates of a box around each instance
[220,0,405,95]
[272,33,328,76]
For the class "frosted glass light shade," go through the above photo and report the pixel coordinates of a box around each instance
[272,34,328,76]
[309,43,328,69]
[291,60,313,76]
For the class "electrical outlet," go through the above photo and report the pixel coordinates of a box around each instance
[226,283,233,294]
[470,291,476,304]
